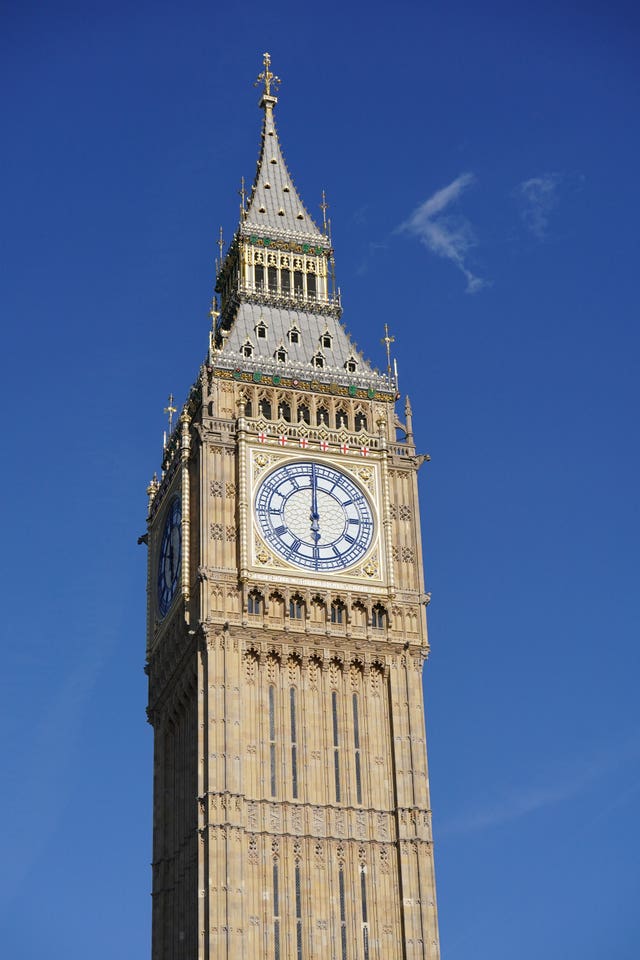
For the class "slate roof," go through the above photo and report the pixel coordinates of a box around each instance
[242,98,326,244]
[217,302,386,388]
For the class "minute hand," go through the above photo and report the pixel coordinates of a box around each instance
[310,464,321,543]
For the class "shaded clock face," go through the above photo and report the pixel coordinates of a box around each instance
[255,461,374,571]
[157,497,182,617]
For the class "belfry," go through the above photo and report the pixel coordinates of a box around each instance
[144,53,441,960]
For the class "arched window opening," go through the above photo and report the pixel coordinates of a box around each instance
[289,596,304,620]
[248,591,263,615]
[372,604,387,630]
[316,406,329,426]
[297,403,310,424]
[258,398,272,420]
[331,600,346,625]
[278,401,291,422]
[355,411,368,432]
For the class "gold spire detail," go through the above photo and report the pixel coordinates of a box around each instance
[381,324,395,384]
[255,52,281,98]
[320,190,329,233]
[238,176,247,218]
[164,393,177,433]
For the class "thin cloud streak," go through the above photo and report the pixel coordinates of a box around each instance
[517,173,561,239]
[439,732,640,838]
[398,173,488,293]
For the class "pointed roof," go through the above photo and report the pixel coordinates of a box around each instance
[241,59,327,244]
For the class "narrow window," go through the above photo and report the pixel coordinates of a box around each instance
[288,327,300,344]
[280,401,291,422]
[255,263,264,290]
[361,868,369,960]
[244,400,253,417]
[276,349,287,363]
[332,690,341,803]
[316,406,328,426]
[290,687,298,799]
[273,862,280,960]
[355,412,368,432]
[307,273,317,299]
[346,358,357,373]
[257,323,267,339]
[268,265,278,292]
[321,332,331,348]
[242,342,254,358]
[295,863,303,960]
[297,403,310,424]
[339,865,347,960]
[289,597,303,620]
[281,268,291,295]
[294,270,304,296]
[372,605,386,630]
[312,354,325,369]
[259,399,272,420]
[331,602,344,624]
[248,591,262,615]
[353,693,362,805]
[269,685,277,798]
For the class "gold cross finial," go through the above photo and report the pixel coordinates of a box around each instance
[320,190,329,233]
[209,295,220,325]
[164,393,177,433]
[217,226,224,261]
[255,52,281,97]
[381,324,395,381]
[239,176,246,218]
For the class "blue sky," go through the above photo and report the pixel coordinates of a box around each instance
[2,2,639,957]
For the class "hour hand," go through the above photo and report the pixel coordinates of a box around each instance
[310,465,321,543]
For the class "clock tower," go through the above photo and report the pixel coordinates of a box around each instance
[144,54,440,960]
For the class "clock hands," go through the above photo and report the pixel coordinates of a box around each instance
[310,463,321,543]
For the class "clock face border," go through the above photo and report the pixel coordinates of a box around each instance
[249,450,384,583]
[157,495,182,619]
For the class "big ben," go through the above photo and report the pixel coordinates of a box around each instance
[144,53,441,960]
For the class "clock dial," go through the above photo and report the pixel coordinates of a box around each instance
[157,496,182,617]
[255,461,373,571]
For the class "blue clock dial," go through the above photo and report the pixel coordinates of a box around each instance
[255,461,374,571]
[157,496,182,617]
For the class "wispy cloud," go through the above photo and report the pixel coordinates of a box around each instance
[439,732,640,838]
[516,173,561,239]
[398,173,488,293]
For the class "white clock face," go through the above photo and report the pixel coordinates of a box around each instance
[255,461,374,571]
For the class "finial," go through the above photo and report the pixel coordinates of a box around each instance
[209,295,220,326]
[255,52,281,99]
[320,190,329,234]
[164,393,177,434]
[217,226,224,262]
[239,176,247,218]
[381,324,396,386]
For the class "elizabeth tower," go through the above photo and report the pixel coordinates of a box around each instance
[144,55,440,960]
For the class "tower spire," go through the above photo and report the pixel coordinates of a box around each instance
[254,51,281,102]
